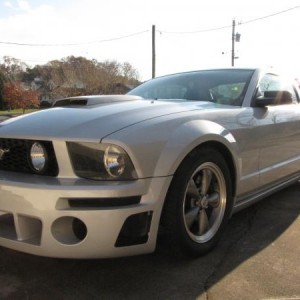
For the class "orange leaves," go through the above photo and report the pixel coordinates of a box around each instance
[3,82,22,107]
[3,82,39,112]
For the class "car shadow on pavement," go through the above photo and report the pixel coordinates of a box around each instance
[0,183,300,300]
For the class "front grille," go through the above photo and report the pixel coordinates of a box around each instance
[0,138,59,176]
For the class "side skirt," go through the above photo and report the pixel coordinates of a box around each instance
[232,173,300,214]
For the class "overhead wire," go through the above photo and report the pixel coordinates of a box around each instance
[158,5,300,34]
[0,4,299,66]
[0,30,149,47]
[0,6,299,46]
[242,5,300,25]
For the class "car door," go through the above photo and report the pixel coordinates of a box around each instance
[254,73,300,186]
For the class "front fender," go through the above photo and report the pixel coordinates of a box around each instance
[153,119,240,177]
[103,117,240,181]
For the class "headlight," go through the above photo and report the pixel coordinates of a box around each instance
[29,142,48,173]
[67,142,137,180]
[104,145,126,177]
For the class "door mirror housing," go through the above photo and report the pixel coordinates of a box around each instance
[254,90,293,107]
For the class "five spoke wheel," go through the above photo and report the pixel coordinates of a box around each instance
[161,147,232,256]
[183,162,227,243]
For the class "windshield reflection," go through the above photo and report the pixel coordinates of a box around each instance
[128,69,254,106]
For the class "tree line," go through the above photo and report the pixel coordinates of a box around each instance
[0,56,140,112]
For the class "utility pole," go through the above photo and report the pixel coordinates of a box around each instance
[152,25,156,78]
[231,19,241,67]
[231,19,235,67]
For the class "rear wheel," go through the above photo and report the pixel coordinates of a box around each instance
[160,147,233,256]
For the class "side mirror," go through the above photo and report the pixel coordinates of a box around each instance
[254,90,293,107]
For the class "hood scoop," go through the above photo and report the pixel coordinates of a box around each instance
[52,95,143,107]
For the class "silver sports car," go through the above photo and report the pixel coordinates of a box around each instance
[0,68,299,258]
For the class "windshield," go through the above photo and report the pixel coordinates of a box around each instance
[128,69,254,106]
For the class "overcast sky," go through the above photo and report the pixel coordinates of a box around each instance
[0,0,299,80]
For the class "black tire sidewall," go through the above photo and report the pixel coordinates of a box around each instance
[163,147,233,256]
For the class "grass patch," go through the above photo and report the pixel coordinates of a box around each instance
[0,109,37,115]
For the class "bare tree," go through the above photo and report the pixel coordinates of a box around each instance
[1,56,140,103]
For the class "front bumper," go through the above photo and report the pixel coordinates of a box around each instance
[0,171,172,258]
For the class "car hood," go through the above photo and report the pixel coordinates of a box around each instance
[0,98,227,141]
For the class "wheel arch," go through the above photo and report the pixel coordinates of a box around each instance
[153,120,239,198]
[189,141,237,198]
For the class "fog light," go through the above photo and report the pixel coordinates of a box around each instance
[30,142,47,173]
[51,216,87,245]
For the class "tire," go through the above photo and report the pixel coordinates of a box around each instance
[160,146,233,256]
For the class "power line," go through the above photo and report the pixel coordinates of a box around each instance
[0,5,298,46]
[242,5,300,25]
[0,30,149,47]
[158,24,231,35]
[158,5,300,34]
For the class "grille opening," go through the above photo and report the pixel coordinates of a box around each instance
[115,211,153,247]
[0,212,42,245]
[56,196,141,210]
[0,212,17,240]
[17,215,42,245]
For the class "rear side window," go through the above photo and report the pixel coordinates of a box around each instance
[257,74,298,104]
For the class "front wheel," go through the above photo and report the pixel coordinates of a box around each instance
[160,147,233,256]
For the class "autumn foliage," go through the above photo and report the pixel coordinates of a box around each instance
[0,55,140,111]
[3,82,39,113]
